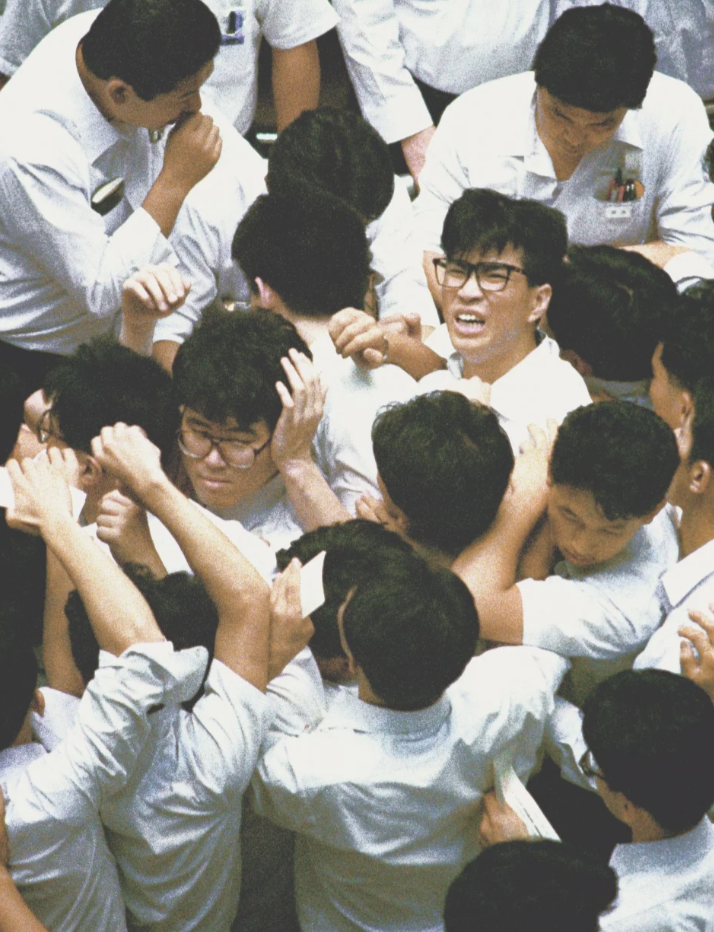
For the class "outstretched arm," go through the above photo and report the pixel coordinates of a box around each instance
[119,264,191,356]
[272,41,321,132]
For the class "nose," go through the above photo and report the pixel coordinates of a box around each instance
[203,443,227,467]
[458,270,485,299]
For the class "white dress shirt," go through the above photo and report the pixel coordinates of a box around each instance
[415,71,714,265]
[518,506,680,707]
[1,642,207,932]
[101,655,268,932]
[634,536,714,674]
[419,329,592,453]
[253,645,568,932]
[601,817,714,932]
[0,11,176,354]
[332,0,551,144]
[0,0,338,134]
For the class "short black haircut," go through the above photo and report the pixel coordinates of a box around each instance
[547,245,678,382]
[266,107,395,225]
[444,841,617,932]
[441,189,567,287]
[232,190,371,318]
[549,402,679,520]
[0,365,24,463]
[660,280,714,393]
[42,337,177,458]
[583,669,714,834]
[66,563,217,687]
[342,549,479,710]
[533,3,656,111]
[0,647,38,752]
[81,0,220,101]
[689,376,714,468]
[277,520,414,662]
[173,307,311,431]
[373,392,514,556]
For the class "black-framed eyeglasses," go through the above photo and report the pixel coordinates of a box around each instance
[36,409,65,445]
[579,749,607,783]
[433,257,528,292]
[177,424,271,469]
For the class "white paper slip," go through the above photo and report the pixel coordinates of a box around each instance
[0,466,87,520]
[300,550,326,619]
[494,753,560,841]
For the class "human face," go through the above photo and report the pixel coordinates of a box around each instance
[441,245,549,383]
[547,483,649,569]
[179,408,277,511]
[536,88,627,165]
[650,342,689,430]
[113,59,214,131]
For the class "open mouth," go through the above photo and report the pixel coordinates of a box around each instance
[453,312,486,334]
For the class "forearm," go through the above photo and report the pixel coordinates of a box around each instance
[119,316,156,357]
[384,332,445,380]
[280,459,351,531]
[43,548,85,697]
[142,171,191,240]
[0,868,48,932]
[272,42,320,132]
[152,339,181,373]
[620,241,689,269]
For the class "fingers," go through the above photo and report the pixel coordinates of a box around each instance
[123,264,190,316]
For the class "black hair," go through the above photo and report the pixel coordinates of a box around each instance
[441,189,567,286]
[444,840,618,932]
[549,402,678,520]
[173,307,311,432]
[689,376,714,468]
[81,0,220,101]
[547,245,678,381]
[42,337,177,458]
[533,3,656,111]
[342,549,479,710]
[232,190,371,318]
[0,648,38,752]
[372,392,514,556]
[660,280,714,393]
[583,669,714,833]
[266,107,395,224]
[66,563,218,686]
[0,365,24,463]
[277,520,413,662]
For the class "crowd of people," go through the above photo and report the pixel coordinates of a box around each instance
[1,1,714,930]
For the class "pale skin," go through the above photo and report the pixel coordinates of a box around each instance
[272,42,321,133]
[679,606,714,703]
[119,264,191,357]
[401,125,436,187]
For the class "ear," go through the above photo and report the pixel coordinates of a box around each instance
[79,455,104,492]
[687,459,712,496]
[527,283,551,325]
[559,348,593,378]
[106,78,131,108]
[30,689,45,718]
[254,277,276,310]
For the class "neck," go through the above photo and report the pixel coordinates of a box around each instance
[678,502,714,558]
[630,822,675,844]
[461,333,537,383]
[356,669,388,707]
[11,715,33,748]
[287,314,330,349]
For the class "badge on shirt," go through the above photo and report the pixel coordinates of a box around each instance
[91,177,125,217]
[222,8,245,45]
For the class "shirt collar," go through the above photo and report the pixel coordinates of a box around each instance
[660,537,714,608]
[610,817,714,876]
[320,688,451,737]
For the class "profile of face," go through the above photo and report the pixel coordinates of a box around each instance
[649,342,690,431]
[536,88,628,165]
[108,59,214,131]
[178,407,277,512]
[547,483,652,569]
[440,245,550,383]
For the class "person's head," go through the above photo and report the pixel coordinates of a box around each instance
[547,402,678,568]
[651,280,714,430]
[80,0,220,129]
[232,190,371,320]
[172,308,310,510]
[547,245,678,383]
[436,189,567,382]
[372,392,514,558]
[66,563,218,688]
[666,375,714,511]
[339,548,479,710]
[0,647,40,751]
[444,840,618,932]
[277,520,414,682]
[266,107,395,225]
[582,669,714,835]
[533,5,655,163]
[36,337,177,496]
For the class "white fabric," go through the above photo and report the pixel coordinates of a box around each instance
[1,642,207,932]
[311,331,418,515]
[101,655,268,932]
[663,249,714,294]
[601,817,714,932]
[419,329,591,453]
[518,506,680,707]
[415,72,714,266]
[0,11,176,354]
[634,536,714,674]
[252,645,568,932]
[32,686,81,751]
[0,0,338,133]
[332,0,551,143]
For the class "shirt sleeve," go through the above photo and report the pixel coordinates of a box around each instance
[0,0,52,76]
[258,0,338,50]
[331,0,433,143]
